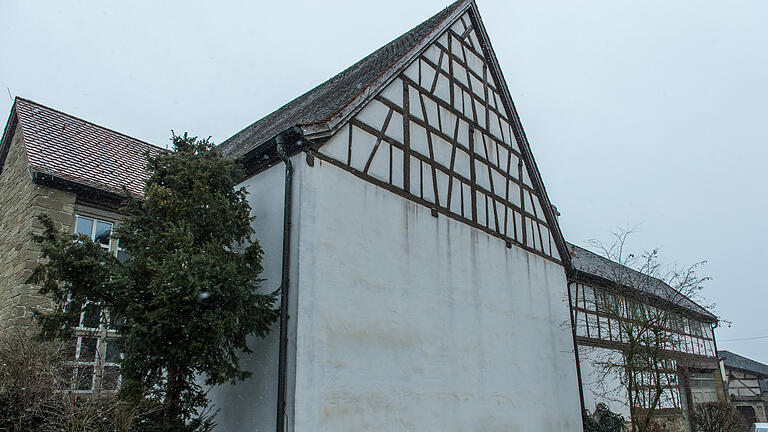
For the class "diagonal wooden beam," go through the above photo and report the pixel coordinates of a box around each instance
[363,109,394,175]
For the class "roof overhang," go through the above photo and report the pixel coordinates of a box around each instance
[239,127,305,176]
[31,171,127,210]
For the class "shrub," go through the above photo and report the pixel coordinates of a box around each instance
[584,403,627,432]
[0,331,148,432]
[691,401,748,432]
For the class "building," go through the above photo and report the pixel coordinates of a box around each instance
[0,1,626,430]
[568,243,724,430]
[719,350,768,424]
[0,97,160,392]
[0,1,584,430]
[208,0,583,430]
[3,1,745,431]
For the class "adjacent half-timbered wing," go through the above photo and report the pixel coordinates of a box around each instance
[221,0,568,264]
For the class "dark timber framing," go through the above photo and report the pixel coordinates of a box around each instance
[237,1,567,265]
[275,0,571,267]
[569,262,720,417]
[318,8,561,261]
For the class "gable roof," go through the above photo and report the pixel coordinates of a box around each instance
[220,0,572,267]
[568,242,716,321]
[0,98,161,199]
[220,0,464,158]
[719,350,768,378]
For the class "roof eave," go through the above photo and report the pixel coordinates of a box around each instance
[299,122,332,140]
[30,171,132,208]
[238,127,306,177]
[0,102,19,176]
[572,268,718,323]
[722,364,768,378]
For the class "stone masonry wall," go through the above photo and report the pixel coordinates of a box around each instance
[0,127,76,333]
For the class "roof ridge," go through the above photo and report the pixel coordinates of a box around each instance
[14,97,166,152]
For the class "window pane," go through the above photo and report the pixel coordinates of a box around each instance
[75,217,93,237]
[94,221,112,246]
[79,337,98,362]
[75,366,94,391]
[102,366,121,391]
[105,340,121,363]
[82,304,101,328]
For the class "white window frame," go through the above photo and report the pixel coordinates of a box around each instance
[68,214,122,394]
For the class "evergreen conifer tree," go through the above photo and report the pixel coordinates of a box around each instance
[29,133,280,430]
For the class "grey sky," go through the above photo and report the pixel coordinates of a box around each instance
[2,1,766,361]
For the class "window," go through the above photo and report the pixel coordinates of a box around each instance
[737,406,757,425]
[689,371,718,404]
[67,215,122,393]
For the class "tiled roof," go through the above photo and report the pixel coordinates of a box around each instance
[220,0,466,158]
[9,98,161,198]
[568,242,716,320]
[719,350,768,377]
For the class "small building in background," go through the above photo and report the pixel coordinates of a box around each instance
[719,350,768,424]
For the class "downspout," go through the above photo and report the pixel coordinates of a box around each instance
[711,321,727,401]
[566,277,587,421]
[276,136,293,432]
[711,321,721,363]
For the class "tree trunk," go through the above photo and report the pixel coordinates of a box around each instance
[164,364,182,426]
[627,367,638,432]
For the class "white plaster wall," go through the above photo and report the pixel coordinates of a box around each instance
[207,163,286,432]
[578,345,631,419]
[290,159,582,431]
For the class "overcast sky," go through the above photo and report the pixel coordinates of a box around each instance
[2,0,766,362]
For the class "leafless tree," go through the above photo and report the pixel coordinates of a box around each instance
[691,401,748,432]
[585,228,712,432]
[0,330,154,432]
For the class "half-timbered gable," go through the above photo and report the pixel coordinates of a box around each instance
[317,8,562,262]
[222,0,568,266]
